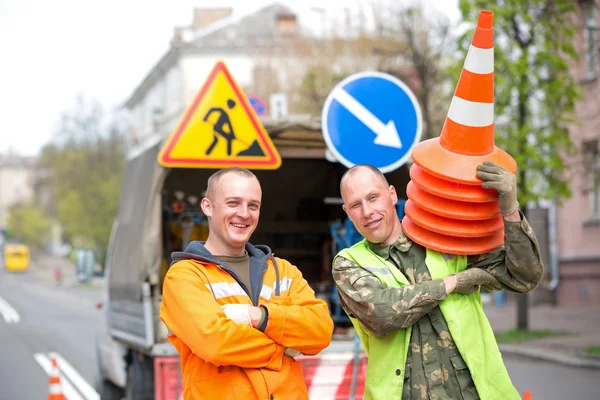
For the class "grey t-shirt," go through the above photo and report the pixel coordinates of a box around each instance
[215,253,252,298]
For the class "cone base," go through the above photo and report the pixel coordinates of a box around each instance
[410,164,498,203]
[404,200,503,237]
[411,138,517,184]
[402,216,504,255]
[407,181,501,220]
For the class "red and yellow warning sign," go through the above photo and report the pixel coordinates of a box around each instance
[158,61,281,169]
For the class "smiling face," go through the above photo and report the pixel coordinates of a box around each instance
[341,166,401,245]
[201,171,261,256]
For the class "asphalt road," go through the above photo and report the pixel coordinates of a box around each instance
[506,358,600,399]
[0,260,599,400]
[0,261,103,400]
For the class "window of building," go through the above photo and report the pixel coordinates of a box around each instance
[583,0,598,79]
[276,14,297,37]
[584,140,600,218]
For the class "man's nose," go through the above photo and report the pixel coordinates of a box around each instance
[237,204,250,218]
[362,202,374,217]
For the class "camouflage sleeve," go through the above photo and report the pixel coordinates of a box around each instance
[332,255,447,337]
[467,211,544,293]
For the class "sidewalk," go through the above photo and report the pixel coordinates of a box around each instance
[484,297,600,369]
[30,252,104,292]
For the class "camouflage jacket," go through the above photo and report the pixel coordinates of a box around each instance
[332,212,544,400]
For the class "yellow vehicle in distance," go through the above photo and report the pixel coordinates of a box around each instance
[3,243,30,272]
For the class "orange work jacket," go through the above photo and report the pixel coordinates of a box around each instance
[160,242,334,400]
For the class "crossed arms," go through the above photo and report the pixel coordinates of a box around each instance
[160,260,333,370]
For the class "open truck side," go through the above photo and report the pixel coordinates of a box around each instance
[94,116,411,399]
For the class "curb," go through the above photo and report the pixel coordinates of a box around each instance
[499,344,600,370]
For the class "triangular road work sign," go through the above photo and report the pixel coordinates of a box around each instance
[158,61,282,169]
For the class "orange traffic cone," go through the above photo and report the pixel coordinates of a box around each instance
[523,390,532,400]
[411,9,516,184]
[403,10,516,254]
[48,357,66,400]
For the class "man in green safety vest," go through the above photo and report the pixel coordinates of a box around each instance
[332,163,544,400]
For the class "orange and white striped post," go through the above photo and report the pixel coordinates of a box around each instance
[48,357,66,400]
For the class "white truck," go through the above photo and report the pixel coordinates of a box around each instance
[93,116,409,399]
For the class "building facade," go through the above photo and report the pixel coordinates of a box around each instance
[555,0,600,306]
[0,153,37,230]
[122,3,379,155]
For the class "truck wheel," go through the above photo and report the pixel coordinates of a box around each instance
[125,352,154,400]
[98,379,125,400]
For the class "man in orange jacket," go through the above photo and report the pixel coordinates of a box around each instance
[160,166,334,400]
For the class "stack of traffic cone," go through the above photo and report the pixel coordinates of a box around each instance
[48,357,65,400]
[402,10,517,255]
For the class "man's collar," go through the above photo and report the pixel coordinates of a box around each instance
[367,223,413,258]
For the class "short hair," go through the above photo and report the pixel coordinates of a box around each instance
[205,167,258,200]
[340,164,389,194]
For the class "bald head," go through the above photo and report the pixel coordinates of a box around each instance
[340,164,389,200]
[206,167,259,200]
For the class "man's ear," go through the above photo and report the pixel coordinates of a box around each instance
[389,185,398,204]
[200,198,212,217]
[342,203,348,214]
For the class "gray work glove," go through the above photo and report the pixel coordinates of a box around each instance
[454,268,502,294]
[476,161,519,216]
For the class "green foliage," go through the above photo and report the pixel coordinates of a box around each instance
[40,94,126,258]
[456,0,582,207]
[584,346,600,356]
[494,329,569,344]
[7,202,52,249]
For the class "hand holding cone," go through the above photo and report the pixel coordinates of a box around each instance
[476,161,519,216]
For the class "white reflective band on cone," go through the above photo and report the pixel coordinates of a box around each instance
[463,45,494,74]
[49,383,63,394]
[447,96,494,127]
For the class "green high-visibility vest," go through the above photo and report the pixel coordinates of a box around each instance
[337,240,520,400]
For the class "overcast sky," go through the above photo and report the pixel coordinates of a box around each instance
[0,0,459,156]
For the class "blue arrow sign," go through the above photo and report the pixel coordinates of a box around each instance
[321,71,423,173]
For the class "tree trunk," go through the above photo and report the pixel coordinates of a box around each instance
[516,206,529,331]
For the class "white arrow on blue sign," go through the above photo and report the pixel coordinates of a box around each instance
[321,71,423,173]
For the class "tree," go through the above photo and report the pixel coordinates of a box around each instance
[242,1,454,128]
[40,94,126,264]
[268,0,455,132]
[284,19,379,115]
[368,0,456,140]
[456,0,582,329]
[7,202,52,250]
